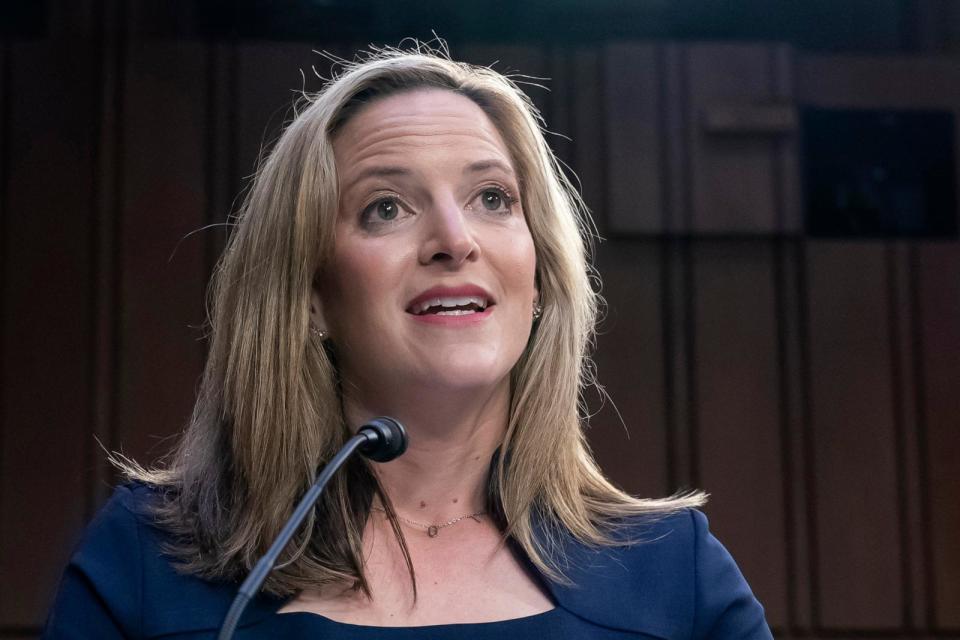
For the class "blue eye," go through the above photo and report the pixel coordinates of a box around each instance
[481,190,503,211]
[474,187,515,215]
[373,199,398,220]
[360,197,406,228]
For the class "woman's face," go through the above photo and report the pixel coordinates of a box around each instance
[315,88,538,406]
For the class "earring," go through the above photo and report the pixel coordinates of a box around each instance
[310,325,327,340]
[532,302,543,321]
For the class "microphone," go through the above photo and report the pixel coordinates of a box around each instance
[217,417,408,640]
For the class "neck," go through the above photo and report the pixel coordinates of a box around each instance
[342,379,509,522]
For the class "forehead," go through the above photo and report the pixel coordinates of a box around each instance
[332,88,514,176]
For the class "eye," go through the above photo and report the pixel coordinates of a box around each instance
[472,186,516,215]
[373,199,399,220]
[360,195,409,229]
[481,190,503,211]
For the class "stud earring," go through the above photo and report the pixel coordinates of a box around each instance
[310,325,327,340]
[532,302,543,321]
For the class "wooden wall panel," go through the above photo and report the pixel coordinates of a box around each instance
[916,243,960,629]
[114,42,207,463]
[663,241,696,488]
[569,47,605,231]
[806,243,902,628]
[3,31,960,639]
[236,43,322,199]
[798,55,960,108]
[603,44,664,234]
[0,42,96,627]
[205,41,238,272]
[685,44,794,234]
[693,242,787,626]
[797,55,960,225]
[777,240,813,631]
[889,244,929,629]
[591,243,668,497]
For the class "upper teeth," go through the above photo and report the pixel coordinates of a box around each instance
[411,296,488,315]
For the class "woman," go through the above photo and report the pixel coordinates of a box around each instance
[44,45,772,638]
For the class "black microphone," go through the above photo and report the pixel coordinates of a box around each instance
[217,417,408,640]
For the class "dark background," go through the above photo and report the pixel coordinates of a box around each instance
[2,0,959,637]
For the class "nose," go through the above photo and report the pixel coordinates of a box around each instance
[418,196,481,267]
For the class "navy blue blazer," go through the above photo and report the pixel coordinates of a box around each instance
[43,484,772,638]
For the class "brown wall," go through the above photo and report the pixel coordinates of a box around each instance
[1,10,958,640]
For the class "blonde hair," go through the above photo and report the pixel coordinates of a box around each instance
[124,41,704,597]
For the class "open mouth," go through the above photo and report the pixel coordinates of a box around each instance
[407,296,491,316]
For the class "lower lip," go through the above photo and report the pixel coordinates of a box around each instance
[407,305,495,326]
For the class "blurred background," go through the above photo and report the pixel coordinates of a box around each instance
[2,0,959,637]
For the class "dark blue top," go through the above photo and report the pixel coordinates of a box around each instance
[43,484,773,639]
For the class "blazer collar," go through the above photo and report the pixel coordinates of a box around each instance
[525,511,693,639]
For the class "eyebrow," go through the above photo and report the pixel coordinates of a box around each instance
[463,159,516,177]
[344,159,517,194]
[344,166,412,193]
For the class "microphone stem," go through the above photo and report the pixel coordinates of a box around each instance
[218,432,368,640]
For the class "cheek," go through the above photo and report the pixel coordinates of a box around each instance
[501,230,538,297]
[325,244,397,326]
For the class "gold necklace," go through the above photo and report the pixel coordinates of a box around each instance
[371,506,486,538]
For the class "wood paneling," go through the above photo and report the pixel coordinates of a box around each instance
[603,43,799,235]
[569,47,605,232]
[693,242,787,626]
[798,55,960,109]
[236,42,322,199]
[114,42,207,464]
[591,242,669,497]
[2,31,959,639]
[806,243,902,628]
[0,42,97,627]
[604,43,664,234]
[685,44,796,234]
[916,243,960,629]
[890,243,929,629]
[778,240,813,630]
[663,240,696,488]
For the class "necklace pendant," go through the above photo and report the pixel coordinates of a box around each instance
[427,525,439,538]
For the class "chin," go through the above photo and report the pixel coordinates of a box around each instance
[417,349,515,392]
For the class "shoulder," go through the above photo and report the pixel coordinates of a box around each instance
[540,509,772,639]
[43,483,150,635]
[44,483,279,638]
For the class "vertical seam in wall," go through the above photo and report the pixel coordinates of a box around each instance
[886,242,914,628]
[203,43,217,296]
[227,40,239,251]
[908,245,936,630]
[683,237,699,488]
[775,237,798,632]
[597,44,611,242]
[678,45,697,489]
[679,45,693,233]
[656,44,671,233]
[769,45,785,234]
[766,41,799,632]
[86,0,105,522]
[797,240,820,631]
[108,0,127,468]
[661,238,676,491]
[0,40,11,619]
[654,43,677,492]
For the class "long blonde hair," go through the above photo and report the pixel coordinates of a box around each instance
[124,42,704,597]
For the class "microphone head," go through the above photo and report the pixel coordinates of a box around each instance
[357,417,408,462]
